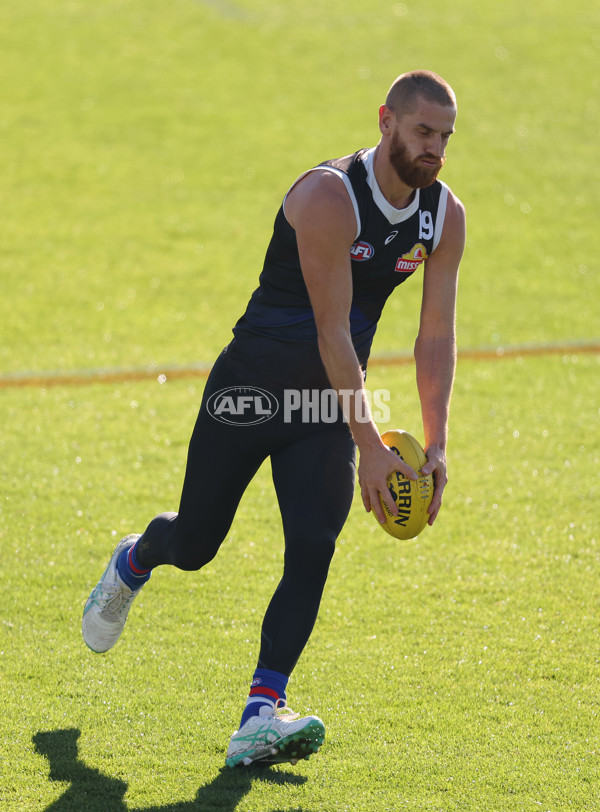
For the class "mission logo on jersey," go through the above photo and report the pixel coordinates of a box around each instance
[395,243,428,273]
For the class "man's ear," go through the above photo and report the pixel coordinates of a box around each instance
[378,104,395,136]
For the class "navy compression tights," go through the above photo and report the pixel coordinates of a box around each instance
[135,350,356,676]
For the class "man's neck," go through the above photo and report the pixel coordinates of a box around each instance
[372,144,416,210]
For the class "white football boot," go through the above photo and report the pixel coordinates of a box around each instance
[82,535,145,653]
[225,703,325,767]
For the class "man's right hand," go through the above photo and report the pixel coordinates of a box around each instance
[358,440,418,524]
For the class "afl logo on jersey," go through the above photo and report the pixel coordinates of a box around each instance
[350,241,374,261]
[395,243,428,273]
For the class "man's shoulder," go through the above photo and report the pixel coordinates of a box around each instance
[318,149,369,176]
[424,179,462,208]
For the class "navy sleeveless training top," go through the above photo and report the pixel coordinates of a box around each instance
[233,147,449,366]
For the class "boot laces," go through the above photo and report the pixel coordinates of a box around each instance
[99,584,137,621]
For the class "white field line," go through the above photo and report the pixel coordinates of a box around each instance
[0,341,598,390]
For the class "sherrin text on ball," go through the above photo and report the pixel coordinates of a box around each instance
[378,429,434,540]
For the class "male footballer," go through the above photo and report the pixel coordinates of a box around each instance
[83,70,466,767]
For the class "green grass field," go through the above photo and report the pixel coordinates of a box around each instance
[1,1,599,810]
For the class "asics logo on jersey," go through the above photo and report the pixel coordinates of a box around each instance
[350,241,374,261]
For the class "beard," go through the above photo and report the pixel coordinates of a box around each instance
[389,130,445,189]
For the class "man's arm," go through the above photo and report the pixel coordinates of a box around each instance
[285,170,418,524]
[415,191,466,524]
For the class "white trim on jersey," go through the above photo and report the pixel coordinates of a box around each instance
[283,167,361,241]
[432,182,449,252]
[362,147,421,225]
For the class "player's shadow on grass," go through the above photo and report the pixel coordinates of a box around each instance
[34,728,308,812]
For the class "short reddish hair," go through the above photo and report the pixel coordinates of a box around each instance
[385,71,456,117]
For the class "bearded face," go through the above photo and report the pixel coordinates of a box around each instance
[388,127,446,189]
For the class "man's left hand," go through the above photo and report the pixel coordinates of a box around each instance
[421,446,448,525]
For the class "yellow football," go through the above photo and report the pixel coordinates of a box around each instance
[377,429,434,540]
